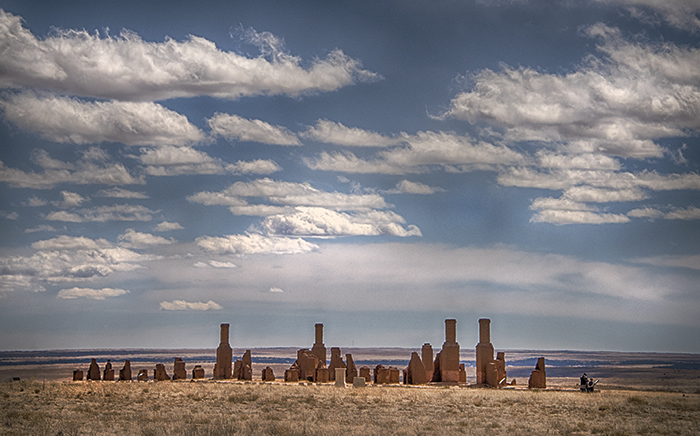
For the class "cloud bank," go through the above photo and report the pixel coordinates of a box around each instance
[0,10,379,101]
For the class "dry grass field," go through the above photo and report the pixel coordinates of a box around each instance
[2,379,699,436]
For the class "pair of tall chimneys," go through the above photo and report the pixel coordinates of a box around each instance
[442,318,491,340]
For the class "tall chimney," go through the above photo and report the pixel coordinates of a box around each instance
[315,323,324,345]
[475,318,494,385]
[445,319,457,343]
[479,319,490,344]
[220,323,230,345]
[312,323,327,366]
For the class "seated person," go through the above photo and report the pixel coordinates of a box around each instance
[580,373,589,391]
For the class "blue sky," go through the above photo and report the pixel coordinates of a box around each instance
[1,0,699,353]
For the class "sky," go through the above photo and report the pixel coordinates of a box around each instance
[1,0,699,354]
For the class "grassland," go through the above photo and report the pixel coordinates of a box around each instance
[2,379,699,435]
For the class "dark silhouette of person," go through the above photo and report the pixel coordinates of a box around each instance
[580,373,588,391]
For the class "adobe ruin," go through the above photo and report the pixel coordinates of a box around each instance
[345,353,357,383]
[262,366,275,382]
[316,366,330,383]
[359,366,371,383]
[213,323,233,379]
[328,347,346,381]
[284,365,300,382]
[405,351,428,385]
[67,318,556,390]
[475,318,508,387]
[233,349,252,381]
[374,364,390,384]
[476,318,495,385]
[311,323,327,366]
[422,343,434,381]
[389,367,400,384]
[494,352,507,386]
[284,323,329,382]
[173,358,186,380]
[119,360,131,381]
[103,360,114,381]
[431,319,460,383]
[528,357,546,389]
[154,363,171,381]
[292,349,320,382]
[192,365,205,379]
[87,358,100,381]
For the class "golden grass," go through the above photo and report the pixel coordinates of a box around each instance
[2,379,699,435]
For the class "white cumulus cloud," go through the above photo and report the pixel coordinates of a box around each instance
[55,191,88,208]
[0,11,378,101]
[196,233,318,255]
[159,300,222,311]
[260,207,422,237]
[388,180,444,194]
[304,131,524,174]
[46,204,156,222]
[96,187,149,199]
[208,114,300,145]
[302,119,400,147]
[0,92,204,146]
[531,209,631,225]
[593,0,700,31]
[31,235,112,251]
[117,229,175,249]
[0,156,142,189]
[57,287,129,300]
[154,221,184,232]
[188,178,388,211]
[443,24,700,160]
[225,160,281,175]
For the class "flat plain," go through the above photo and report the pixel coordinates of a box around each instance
[2,349,700,435]
[2,378,700,435]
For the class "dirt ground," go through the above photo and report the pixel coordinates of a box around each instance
[2,378,699,436]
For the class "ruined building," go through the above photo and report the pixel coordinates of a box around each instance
[284,323,329,382]
[328,347,346,381]
[233,350,252,380]
[345,353,358,383]
[312,323,327,366]
[422,343,434,381]
[528,357,546,389]
[475,318,509,387]
[192,365,205,379]
[103,360,114,381]
[431,319,461,383]
[262,366,275,381]
[173,358,186,380]
[213,323,232,379]
[405,351,428,385]
[119,360,131,381]
[87,358,100,381]
[475,318,495,385]
[154,363,171,381]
